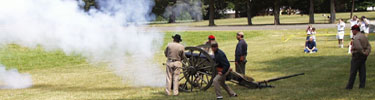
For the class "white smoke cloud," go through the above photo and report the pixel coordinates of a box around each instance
[0,65,32,89]
[164,0,203,21]
[0,0,165,87]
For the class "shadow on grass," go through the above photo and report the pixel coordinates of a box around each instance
[254,55,375,99]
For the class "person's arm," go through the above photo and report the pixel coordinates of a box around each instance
[364,19,369,26]
[236,43,243,62]
[164,46,169,57]
[221,55,230,74]
[364,41,371,56]
[240,43,247,61]
[180,48,186,61]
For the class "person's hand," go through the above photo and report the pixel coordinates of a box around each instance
[240,56,245,62]
[229,68,233,72]
[364,51,369,56]
[218,72,223,75]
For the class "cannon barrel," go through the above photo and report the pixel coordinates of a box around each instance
[259,73,304,83]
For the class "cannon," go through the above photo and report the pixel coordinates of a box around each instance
[178,46,304,92]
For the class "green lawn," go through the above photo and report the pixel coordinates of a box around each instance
[0,29,375,100]
[150,12,375,27]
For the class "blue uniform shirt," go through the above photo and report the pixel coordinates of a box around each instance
[235,39,247,61]
[305,41,316,49]
[214,49,230,74]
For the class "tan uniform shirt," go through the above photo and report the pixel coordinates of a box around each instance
[164,42,186,61]
[352,33,371,56]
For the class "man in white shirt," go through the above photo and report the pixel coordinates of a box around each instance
[348,15,358,38]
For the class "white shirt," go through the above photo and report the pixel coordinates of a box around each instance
[337,22,345,31]
[306,28,312,35]
[359,19,369,33]
[349,19,358,27]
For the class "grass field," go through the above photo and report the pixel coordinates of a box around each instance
[0,28,374,100]
[150,12,375,27]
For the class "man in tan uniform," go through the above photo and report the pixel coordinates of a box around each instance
[346,25,371,89]
[164,34,186,95]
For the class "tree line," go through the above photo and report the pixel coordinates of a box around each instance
[82,0,374,26]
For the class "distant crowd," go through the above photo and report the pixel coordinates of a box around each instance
[304,15,371,90]
[304,15,371,54]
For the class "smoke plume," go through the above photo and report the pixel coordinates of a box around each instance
[163,0,203,21]
[0,64,32,89]
[0,0,165,87]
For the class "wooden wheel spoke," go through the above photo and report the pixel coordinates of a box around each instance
[195,59,207,68]
[198,66,212,70]
[183,47,215,91]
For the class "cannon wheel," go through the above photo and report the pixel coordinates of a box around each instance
[179,46,216,92]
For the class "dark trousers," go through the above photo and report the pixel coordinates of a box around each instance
[346,55,367,89]
[235,61,246,75]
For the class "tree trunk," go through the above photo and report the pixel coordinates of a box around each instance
[168,1,177,23]
[246,0,252,25]
[168,12,176,23]
[329,0,336,24]
[350,0,354,18]
[273,1,280,25]
[235,10,240,18]
[309,0,315,24]
[209,0,215,26]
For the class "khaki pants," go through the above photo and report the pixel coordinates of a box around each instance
[213,70,236,97]
[166,61,182,95]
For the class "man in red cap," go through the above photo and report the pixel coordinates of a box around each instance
[346,25,371,90]
[204,35,216,55]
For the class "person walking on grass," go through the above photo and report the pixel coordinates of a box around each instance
[211,41,237,100]
[164,34,186,96]
[235,32,247,75]
[337,19,346,48]
[346,25,371,90]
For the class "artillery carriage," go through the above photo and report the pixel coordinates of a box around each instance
[178,46,304,92]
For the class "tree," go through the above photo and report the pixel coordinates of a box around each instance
[309,0,315,24]
[209,0,215,26]
[330,0,336,24]
[273,0,280,25]
[350,0,354,18]
[82,0,98,12]
[246,0,253,25]
[168,0,177,23]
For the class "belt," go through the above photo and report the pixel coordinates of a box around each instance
[168,59,180,62]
